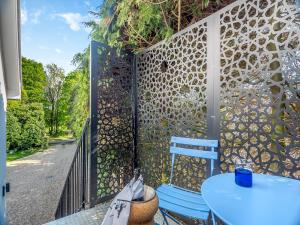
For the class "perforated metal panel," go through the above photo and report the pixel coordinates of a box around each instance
[219,0,300,178]
[90,42,134,204]
[136,0,300,191]
[90,0,300,204]
[136,22,210,190]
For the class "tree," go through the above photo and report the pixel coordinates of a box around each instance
[7,57,48,151]
[58,71,81,133]
[58,69,89,137]
[44,64,65,135]
[68,71,89,137]
[21,57,47,103]
[71,47,90,74]
[85,0,234,51]
[58,47,90,138]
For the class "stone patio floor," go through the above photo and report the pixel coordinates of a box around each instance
[44,201,177,225]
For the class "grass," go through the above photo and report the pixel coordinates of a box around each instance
[7,134,75,162]
[49,133,74,142]
[6,148,43,162]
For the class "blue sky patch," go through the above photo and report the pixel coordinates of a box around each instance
[21,0,101,73]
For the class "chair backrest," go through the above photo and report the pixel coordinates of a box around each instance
[169,136,219,186]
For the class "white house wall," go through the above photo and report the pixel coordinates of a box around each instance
[0,43,7,225]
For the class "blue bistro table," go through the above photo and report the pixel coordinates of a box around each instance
[201,173,300,225]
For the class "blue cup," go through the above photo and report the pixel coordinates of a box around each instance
[235,167,252,187]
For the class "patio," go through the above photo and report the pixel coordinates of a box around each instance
[46,201,177,225]
[51,0,300,224]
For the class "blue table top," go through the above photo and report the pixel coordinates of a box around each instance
[201,173,300,225]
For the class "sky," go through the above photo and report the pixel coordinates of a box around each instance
[21,0,101,74]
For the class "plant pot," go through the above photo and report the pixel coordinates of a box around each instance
[128,185,159,225]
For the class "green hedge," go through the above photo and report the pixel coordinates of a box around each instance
[6,102,48,151]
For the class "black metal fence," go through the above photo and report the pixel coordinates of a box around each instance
[55,119,90,219]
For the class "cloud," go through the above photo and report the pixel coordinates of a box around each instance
[32,10,43,24]
[21,9,28,25]
[55,48,62,54]
[84,1,90,6]
[56,13,83,31]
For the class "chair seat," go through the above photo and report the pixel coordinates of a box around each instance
[156,184,210,220]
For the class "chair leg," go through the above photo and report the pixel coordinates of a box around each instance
[212,213,217,225]
[160,209,169,225]
[159,208,182,225]
[196,219,208,225]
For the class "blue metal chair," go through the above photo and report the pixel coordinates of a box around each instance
[156,136,219,225]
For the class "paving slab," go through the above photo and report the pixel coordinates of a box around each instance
[44,201,177,225]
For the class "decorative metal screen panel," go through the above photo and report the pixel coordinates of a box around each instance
[90,0,300,204]
[136,22,209,190]
[219,0,300,178]
[136,0,300,192]
[90,42,134,204]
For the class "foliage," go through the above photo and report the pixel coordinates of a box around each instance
[71,47,90,74]
[69,71,89,137]
[86,0,233,51]
[6,102,48,151]
[44,64,65,135]
[6,57,49,154]
[6,112,21,150]
[59,70,89,138]
[64,48,90,138]
[58,71,80,132]
[21,57,47,103]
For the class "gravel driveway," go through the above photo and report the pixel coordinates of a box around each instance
[6,143,77,225]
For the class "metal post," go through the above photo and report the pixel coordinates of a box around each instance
[89,41,100,207]
[206,13,220,140]
[132,54,139,169]
[82,131,86,209]
[206,13,221,175]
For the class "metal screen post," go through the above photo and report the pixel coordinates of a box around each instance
[206,14,221,140]
[89,41,100,207]
[132,55,138,169]
[206,13,221,175]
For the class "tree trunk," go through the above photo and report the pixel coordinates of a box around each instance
[55,102,59,135]
[178,0,181,32]
[50,101,55,135]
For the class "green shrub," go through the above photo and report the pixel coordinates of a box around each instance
[6,113,21,150]
[6,102,48,152]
